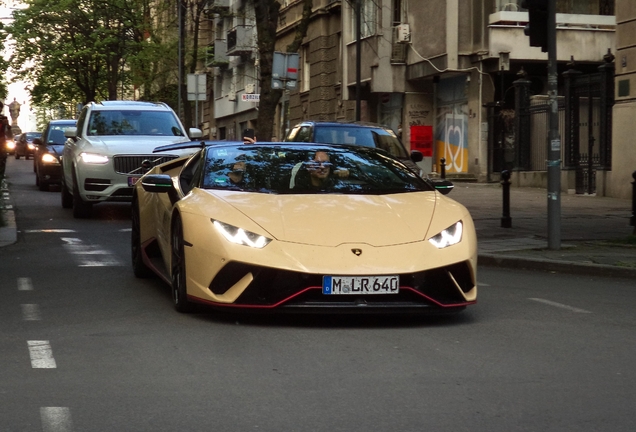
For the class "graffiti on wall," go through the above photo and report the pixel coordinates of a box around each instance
[435,76,468,173]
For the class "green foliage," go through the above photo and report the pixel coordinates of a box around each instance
[6,0,177,108]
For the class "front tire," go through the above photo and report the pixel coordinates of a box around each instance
[171,215,194,313]
[131,197,153,278]
[72,170,92,218]
[61,176,73,208]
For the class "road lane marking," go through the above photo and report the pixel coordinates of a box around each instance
[27,341,57,368]
[18,277,33,291]
[22,304,42,321]
[40,407,73,432]
[528,298,592,313]
[60,237,123,267]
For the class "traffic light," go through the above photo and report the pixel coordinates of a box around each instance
[521,0,548,52]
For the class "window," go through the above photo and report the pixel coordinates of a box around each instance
[301,45,310,92]
[351,0,377,39]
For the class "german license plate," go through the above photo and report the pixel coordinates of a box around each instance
[322,275,399,295]
[128,176,140,186]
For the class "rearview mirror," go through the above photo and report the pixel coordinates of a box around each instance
[431,179,454,195]
[141,174,173,193]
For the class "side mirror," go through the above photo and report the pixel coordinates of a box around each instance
[189,128,203,139]
[410,150,423,163]
[141,174,173,193]
[431,179,454,195]
[64,127,78,139]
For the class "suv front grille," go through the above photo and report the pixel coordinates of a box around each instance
[113,155,179,175]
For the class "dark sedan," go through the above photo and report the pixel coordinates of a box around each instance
[34,120,76,191]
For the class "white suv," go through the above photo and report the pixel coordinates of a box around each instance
[61,101,202,218]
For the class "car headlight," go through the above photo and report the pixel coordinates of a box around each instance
[7,142,15,150]
[41,153,60,164]
[28,143,35,150]
[428,221,463,249]
[212,220,272,248]
[80,152,109,164]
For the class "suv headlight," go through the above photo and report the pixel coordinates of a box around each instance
[80,152,109,164]
[428,221,463,249]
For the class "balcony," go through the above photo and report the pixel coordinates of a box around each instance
[206,39,229,67]
[226,25,254,56]
[205,0,229,14]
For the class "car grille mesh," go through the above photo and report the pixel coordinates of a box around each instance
[113,155,178,175]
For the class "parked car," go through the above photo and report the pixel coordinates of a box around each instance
[33,121,75,191]
[284,121,423,175]
[61,100,202,218]
[15,131,41,160]
[132,141,476,314]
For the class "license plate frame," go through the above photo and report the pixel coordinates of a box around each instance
[322,275,400,295]
[128,176,141,187]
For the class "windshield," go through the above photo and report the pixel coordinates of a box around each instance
[47,123,75,145]
[200,145,431,195]
[87,110,184,137]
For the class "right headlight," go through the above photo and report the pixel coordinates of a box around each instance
[212,220,272,248]
[428,221,463,249]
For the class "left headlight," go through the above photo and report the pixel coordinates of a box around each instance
[80,152,109,164]
[212,220,272,248]
[428,221,463,249]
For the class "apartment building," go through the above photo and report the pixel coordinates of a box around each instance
[205,1,631,197]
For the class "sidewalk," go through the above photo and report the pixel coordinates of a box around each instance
[1,173,635,278]
[450,182,636,278]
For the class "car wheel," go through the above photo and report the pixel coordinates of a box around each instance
[61,177,73,209]
[38,179,49,192]
[131,197,153,278]
[35,173,40,186]
[72,170,92,218]
[15,153,19,160]
[171,215,194,313]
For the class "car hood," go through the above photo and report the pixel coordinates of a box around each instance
[205,191,444,247]
[81,136,190,155]
[47,144,65,157]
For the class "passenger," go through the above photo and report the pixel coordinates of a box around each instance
[228,161,246,186]
[303,151,349,190]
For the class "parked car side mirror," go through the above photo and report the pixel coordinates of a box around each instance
[410,150,423,163]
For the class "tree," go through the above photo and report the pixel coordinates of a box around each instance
[252,0,312,141]
[6,0,165,106]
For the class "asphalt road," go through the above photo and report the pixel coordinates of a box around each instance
[1,157,635,432]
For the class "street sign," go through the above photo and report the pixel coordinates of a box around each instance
[241,94,260,102]
[187,74,207,101]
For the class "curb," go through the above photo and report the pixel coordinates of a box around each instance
[0,179,17,248]
[478,253,636,279]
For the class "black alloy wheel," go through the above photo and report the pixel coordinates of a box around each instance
[171,215,194,313]
[131,197,153,278]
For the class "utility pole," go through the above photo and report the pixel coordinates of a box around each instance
[546,0,561,250]
[522,0,560,249]
[355,0,361,121]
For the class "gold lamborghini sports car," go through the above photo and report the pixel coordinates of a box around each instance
[132,142,477,314]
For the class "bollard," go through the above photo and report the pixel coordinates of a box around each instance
[501,170,512,228]
[632,171,636,234]
[440,158,446,179]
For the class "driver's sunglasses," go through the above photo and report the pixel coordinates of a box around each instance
[307,161,332,169]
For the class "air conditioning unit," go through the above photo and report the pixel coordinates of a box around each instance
[397,24,411,43]
[228,91,237,101]
[245,83,255,94]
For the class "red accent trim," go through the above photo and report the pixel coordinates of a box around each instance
[187,286,476,309]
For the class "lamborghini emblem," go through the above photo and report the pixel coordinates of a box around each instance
[351,248,362,256]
